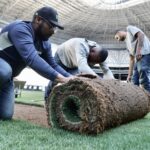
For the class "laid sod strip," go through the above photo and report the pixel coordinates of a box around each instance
[15,90,44,106]
[47,77,150,134]
[15,101,44,107]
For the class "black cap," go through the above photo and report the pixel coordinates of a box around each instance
[35,7,64,30]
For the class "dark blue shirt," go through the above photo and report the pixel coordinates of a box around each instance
[0,21,70,80]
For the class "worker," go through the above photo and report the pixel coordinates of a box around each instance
[0,6,74,120]
[115,25,150,92]
[45,38,114,99]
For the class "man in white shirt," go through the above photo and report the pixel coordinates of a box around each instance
[45,38,114,99]
[55,38,114,78]
[115,25,150,92]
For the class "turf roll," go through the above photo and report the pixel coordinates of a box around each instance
[47,77,150,134]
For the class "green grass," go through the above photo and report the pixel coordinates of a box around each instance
[12,90,150,149]
[0,114,150,150]
[15,90,44,106]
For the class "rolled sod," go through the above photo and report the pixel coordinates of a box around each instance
[46,77,150,134]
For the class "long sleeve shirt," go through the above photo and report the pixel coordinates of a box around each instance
[0,21,70,81]
[56,38,114,79]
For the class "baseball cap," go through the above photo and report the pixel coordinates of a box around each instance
[35,7,64,30]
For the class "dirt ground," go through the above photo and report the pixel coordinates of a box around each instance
[13,103,49,128]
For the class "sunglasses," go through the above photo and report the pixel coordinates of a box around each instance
[39,16,58,33]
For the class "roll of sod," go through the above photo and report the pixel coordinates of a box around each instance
[46,77,150,134]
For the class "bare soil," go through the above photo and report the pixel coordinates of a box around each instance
[13,103,49,127]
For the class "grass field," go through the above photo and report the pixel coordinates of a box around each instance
[1,90,149,150]
[0,114,150,150]
[15,90,44,106]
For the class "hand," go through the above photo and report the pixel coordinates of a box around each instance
[127,75,132,83]
[55,83,63,87]
[55,74,75,83]
[136,53,142,61]
[65,76,76,81]
[136,48,142,61]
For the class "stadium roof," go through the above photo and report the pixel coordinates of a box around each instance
[0,0,149,48]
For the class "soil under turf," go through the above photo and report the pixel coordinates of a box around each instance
[13,103,49,127]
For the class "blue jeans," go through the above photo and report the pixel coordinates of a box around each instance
[0,58,14,120]
[132,54,150,92]
[45,53,79,99]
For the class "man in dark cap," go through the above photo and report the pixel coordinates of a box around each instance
[0,7,73,120]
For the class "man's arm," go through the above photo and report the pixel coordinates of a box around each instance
[100,62,114,79]
[127,26,144,60]
[127,54,135,82]
[135,32,144,61]
[9,23,69,82]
